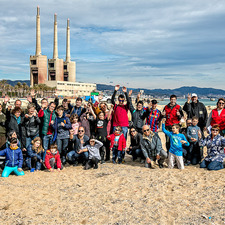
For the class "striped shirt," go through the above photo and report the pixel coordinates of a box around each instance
[145,108,161,132]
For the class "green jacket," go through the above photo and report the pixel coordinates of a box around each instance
[42,109,56,135]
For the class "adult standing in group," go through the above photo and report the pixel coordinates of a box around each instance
[199,124,225,170]
[183,93,208,131]
[128,90,146,134]
[111,85,130,140]
[162,94,183,152]
[142,99,162,133]
[140,125,167,168]
[70,97,86,118]
[206,98,225,136]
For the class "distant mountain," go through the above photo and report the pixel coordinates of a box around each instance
[2,80,225,97]
[4,80,30,86]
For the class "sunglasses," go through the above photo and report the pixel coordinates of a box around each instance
[212,129,219,132]
[115,129,120,131]
[143,129,150,132]
[130,130,136,133]
[218,102,225,105]
[90,140,95,142]
[78,130,84,133]
[119,100,124,102]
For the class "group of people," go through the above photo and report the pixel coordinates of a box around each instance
[0,85,225,178]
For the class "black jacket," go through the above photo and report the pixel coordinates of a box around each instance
[23,115,41,137]
[183,101,208,130]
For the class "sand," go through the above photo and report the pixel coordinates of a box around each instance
[0,131,225,225]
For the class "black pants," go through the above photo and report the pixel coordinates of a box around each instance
[188,142,201,165]
[85,157,99,169]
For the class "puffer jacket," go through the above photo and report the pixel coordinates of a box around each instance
[0,146,23,168]
[24,115,41,137]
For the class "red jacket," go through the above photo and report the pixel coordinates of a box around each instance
[211,108,225,130]
[45,150,61,169]
[164,104,181,126]
[107,133,126,151]
[113,104,129,127]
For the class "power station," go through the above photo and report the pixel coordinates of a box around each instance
[30,6,96,96]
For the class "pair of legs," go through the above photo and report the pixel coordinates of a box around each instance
[84,157,99,170]
[56,138,69,164]
[128,148,144,161]
[49,158,63,170]
[67,151,89,165]
[200,160,223,171]
[2,166,25,177]
[112,147,123,164]
[42,134,54,160]
[187,142,201,165]
[168,152,184,169]
[26,156,42,170]
[145,150,167,168]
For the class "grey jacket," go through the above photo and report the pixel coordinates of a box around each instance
[140,132,163,159]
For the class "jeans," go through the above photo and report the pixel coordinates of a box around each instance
[67,151,89,163]
[56,138,69,157]
[200,160,224,171]
[26,134,39,149]
[132,148,144,160]
[42,134,54,160]
[188,142,201,165]
[26,156,42,170]
[112,146,123,163]
[2,166,25,177]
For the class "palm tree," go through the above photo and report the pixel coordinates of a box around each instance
[22,82,29,97]
[0,80,8,96]
[14,84,19,97]
[16,82,22,98]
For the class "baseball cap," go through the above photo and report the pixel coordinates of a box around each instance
[151,99,158,104]
[191,93,197,97]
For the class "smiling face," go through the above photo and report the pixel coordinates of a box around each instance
[49,103,55,112]
[98,112,105,120]
[28,107,35,115]
[191,96,198,103]
[142,125,150,136]
[172,125,179,134]
[137,103,143,111]
[170,97,177,106]
[100,103,107,112]
[34,140,41,148]
[76,100,82,108]
[78,127,85,137]
[118,97,125,106]
[217,100,225,110]
[192,119,198,126]
[130,128,137,137]
[14,110,21,118]
[89,139,95,146]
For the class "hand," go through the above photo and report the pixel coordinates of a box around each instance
[110,104,114,109]
[161,118,166,124]
[187,93,191,103]
[22,148,27,152]
[176,110,180,116]
[181,140,187,145]
[61,122,65,127]
[122,86,127,93]
[156,155,160,160]
[198,130,202,139]
[4,95,10,104]
[98,95,103,101]
[80,139,84,145]
[128,90,132,97]
[40,159,43,163]
[7,105,12,111]
[33,111,37,117]
[30,89,35,97]
[50,168,54,172]
[70,129,74,135]
[137,92,141,99]
[146,157,151,164]
[161,110,166,116]
[25,114,29,118]
[77,150,82,154]
[148,102,152,109]
[27,96,32,103]
[57,168,61,172]
[115,85,120,91]
[54,90,58,98]
[18,168,23,172]
[65,114,70,117]
[51,120,54,125]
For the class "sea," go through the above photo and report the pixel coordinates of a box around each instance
[157,98,217,107]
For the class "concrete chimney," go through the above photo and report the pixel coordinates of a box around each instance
[53,13,58,59]
[35,6,41,56]
[66,18,71,62]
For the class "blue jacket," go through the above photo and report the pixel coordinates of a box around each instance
[0,147,23,168]
[26,144,43,160]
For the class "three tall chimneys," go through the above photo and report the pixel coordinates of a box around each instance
[30,6,76,86]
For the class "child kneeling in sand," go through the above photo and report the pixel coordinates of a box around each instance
[0,138,24,177]
[162,118,189,169]
[45,144,62,172]
[107,126,126,164]
[78,135,103,170]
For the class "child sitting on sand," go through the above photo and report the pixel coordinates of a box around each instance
[0,137,24,177]
[107,126,126,164]
[78,135,103,170]
[45,144,62,172]
[162,118,189,169]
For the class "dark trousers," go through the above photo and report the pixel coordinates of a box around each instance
[85,157,99,169]
[187,142,201,165]
[112,147,123,163]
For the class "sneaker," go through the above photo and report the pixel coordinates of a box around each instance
[158,163,164,168]
[112,160,116,164]
[101,160,105,164]
[185,160,191,166]
[73,161,79,167]
[93,164,98,169]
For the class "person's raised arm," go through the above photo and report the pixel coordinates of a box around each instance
[128,90,135,113]
[107,104,114,121]
[112,85,120,105]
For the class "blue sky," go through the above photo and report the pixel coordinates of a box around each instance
[0,0,225,89]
